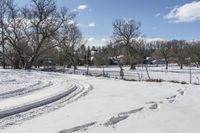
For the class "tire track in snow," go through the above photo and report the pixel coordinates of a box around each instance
[0,84,77,119]
[0,81,53,99]
[0,81,93,129]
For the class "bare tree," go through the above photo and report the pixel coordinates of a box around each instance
[0,0,12,68]
[106,41,125,77]
[77,44,86,66]
[129,39,145,67]
[171,40,188,69]
[106,42,118,58]
[93,46,109,67]
[20,0,66,69]
[189,41,200,67]
[112,19,141,69]
[0,0,81,69]
[55,20,82,71]
[106,41,123,64]
[3,1,29,68]
[153,41,172,70]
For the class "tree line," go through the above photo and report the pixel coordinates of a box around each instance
[1,0,200,71]
[92,19,200,71]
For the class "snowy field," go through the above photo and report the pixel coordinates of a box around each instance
[73,65,200,84]
[0,68,200,133]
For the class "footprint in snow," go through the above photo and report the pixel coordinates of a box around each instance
[104,107,144,127]
[149,103,158,110]
[166,95,176,103]
[177,89,185,96]
[58,122,97,133]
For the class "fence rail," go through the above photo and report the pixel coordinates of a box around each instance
[58,67,200,85]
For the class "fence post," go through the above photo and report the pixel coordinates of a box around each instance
[86,65,89,75]
[103,66,105,77]
[189,60,192,84]
[145,65,151,80]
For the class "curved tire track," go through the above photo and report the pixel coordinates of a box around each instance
[0,84,78,119]
[0,81,53,99]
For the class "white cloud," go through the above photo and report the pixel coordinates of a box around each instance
[88,37,95,42]
[86,37,109,46]
[78,5,88,11]
[155,13,161,17]
[164,1,200,23]
[101,38,110,43]
[88,23,96,27]
[145,37,165,43]
[86,37,166,46]
[101,38,107,42]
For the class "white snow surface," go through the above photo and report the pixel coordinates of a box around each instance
[75,65,200,84]
[0,69,200,133]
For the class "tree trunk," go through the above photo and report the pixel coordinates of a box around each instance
[74,64,77,70]
[180,64,183,69]
[180,61,183,69]
[25,57,35,69]
[86,65,89,75]
[20,58,26,69]
[178,58,184,70]
[71,58,77,71]
[119,65,124,79]
[25,62,33,70]
[165,60,168,70]
[197,61,200,68]
[130,63,136,70]
[102,66,105,76]
[145,65,151,80]
[13,60,20,69]
[67,64,71,68]
[2,42,6,69]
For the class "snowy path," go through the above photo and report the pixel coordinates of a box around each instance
[0,70,92,128]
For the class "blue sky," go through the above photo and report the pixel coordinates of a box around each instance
[15,0,200,46]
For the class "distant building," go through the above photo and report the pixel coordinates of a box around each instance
[42,58,56,71]
[109,58,118,65]
[143,57,155,64]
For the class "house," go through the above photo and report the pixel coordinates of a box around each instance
[143,57,155,64]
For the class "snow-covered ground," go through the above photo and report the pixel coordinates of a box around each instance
[74,65,200,84]
[0,68,200,133]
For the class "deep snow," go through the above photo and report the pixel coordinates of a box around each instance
[0,69,200,133]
